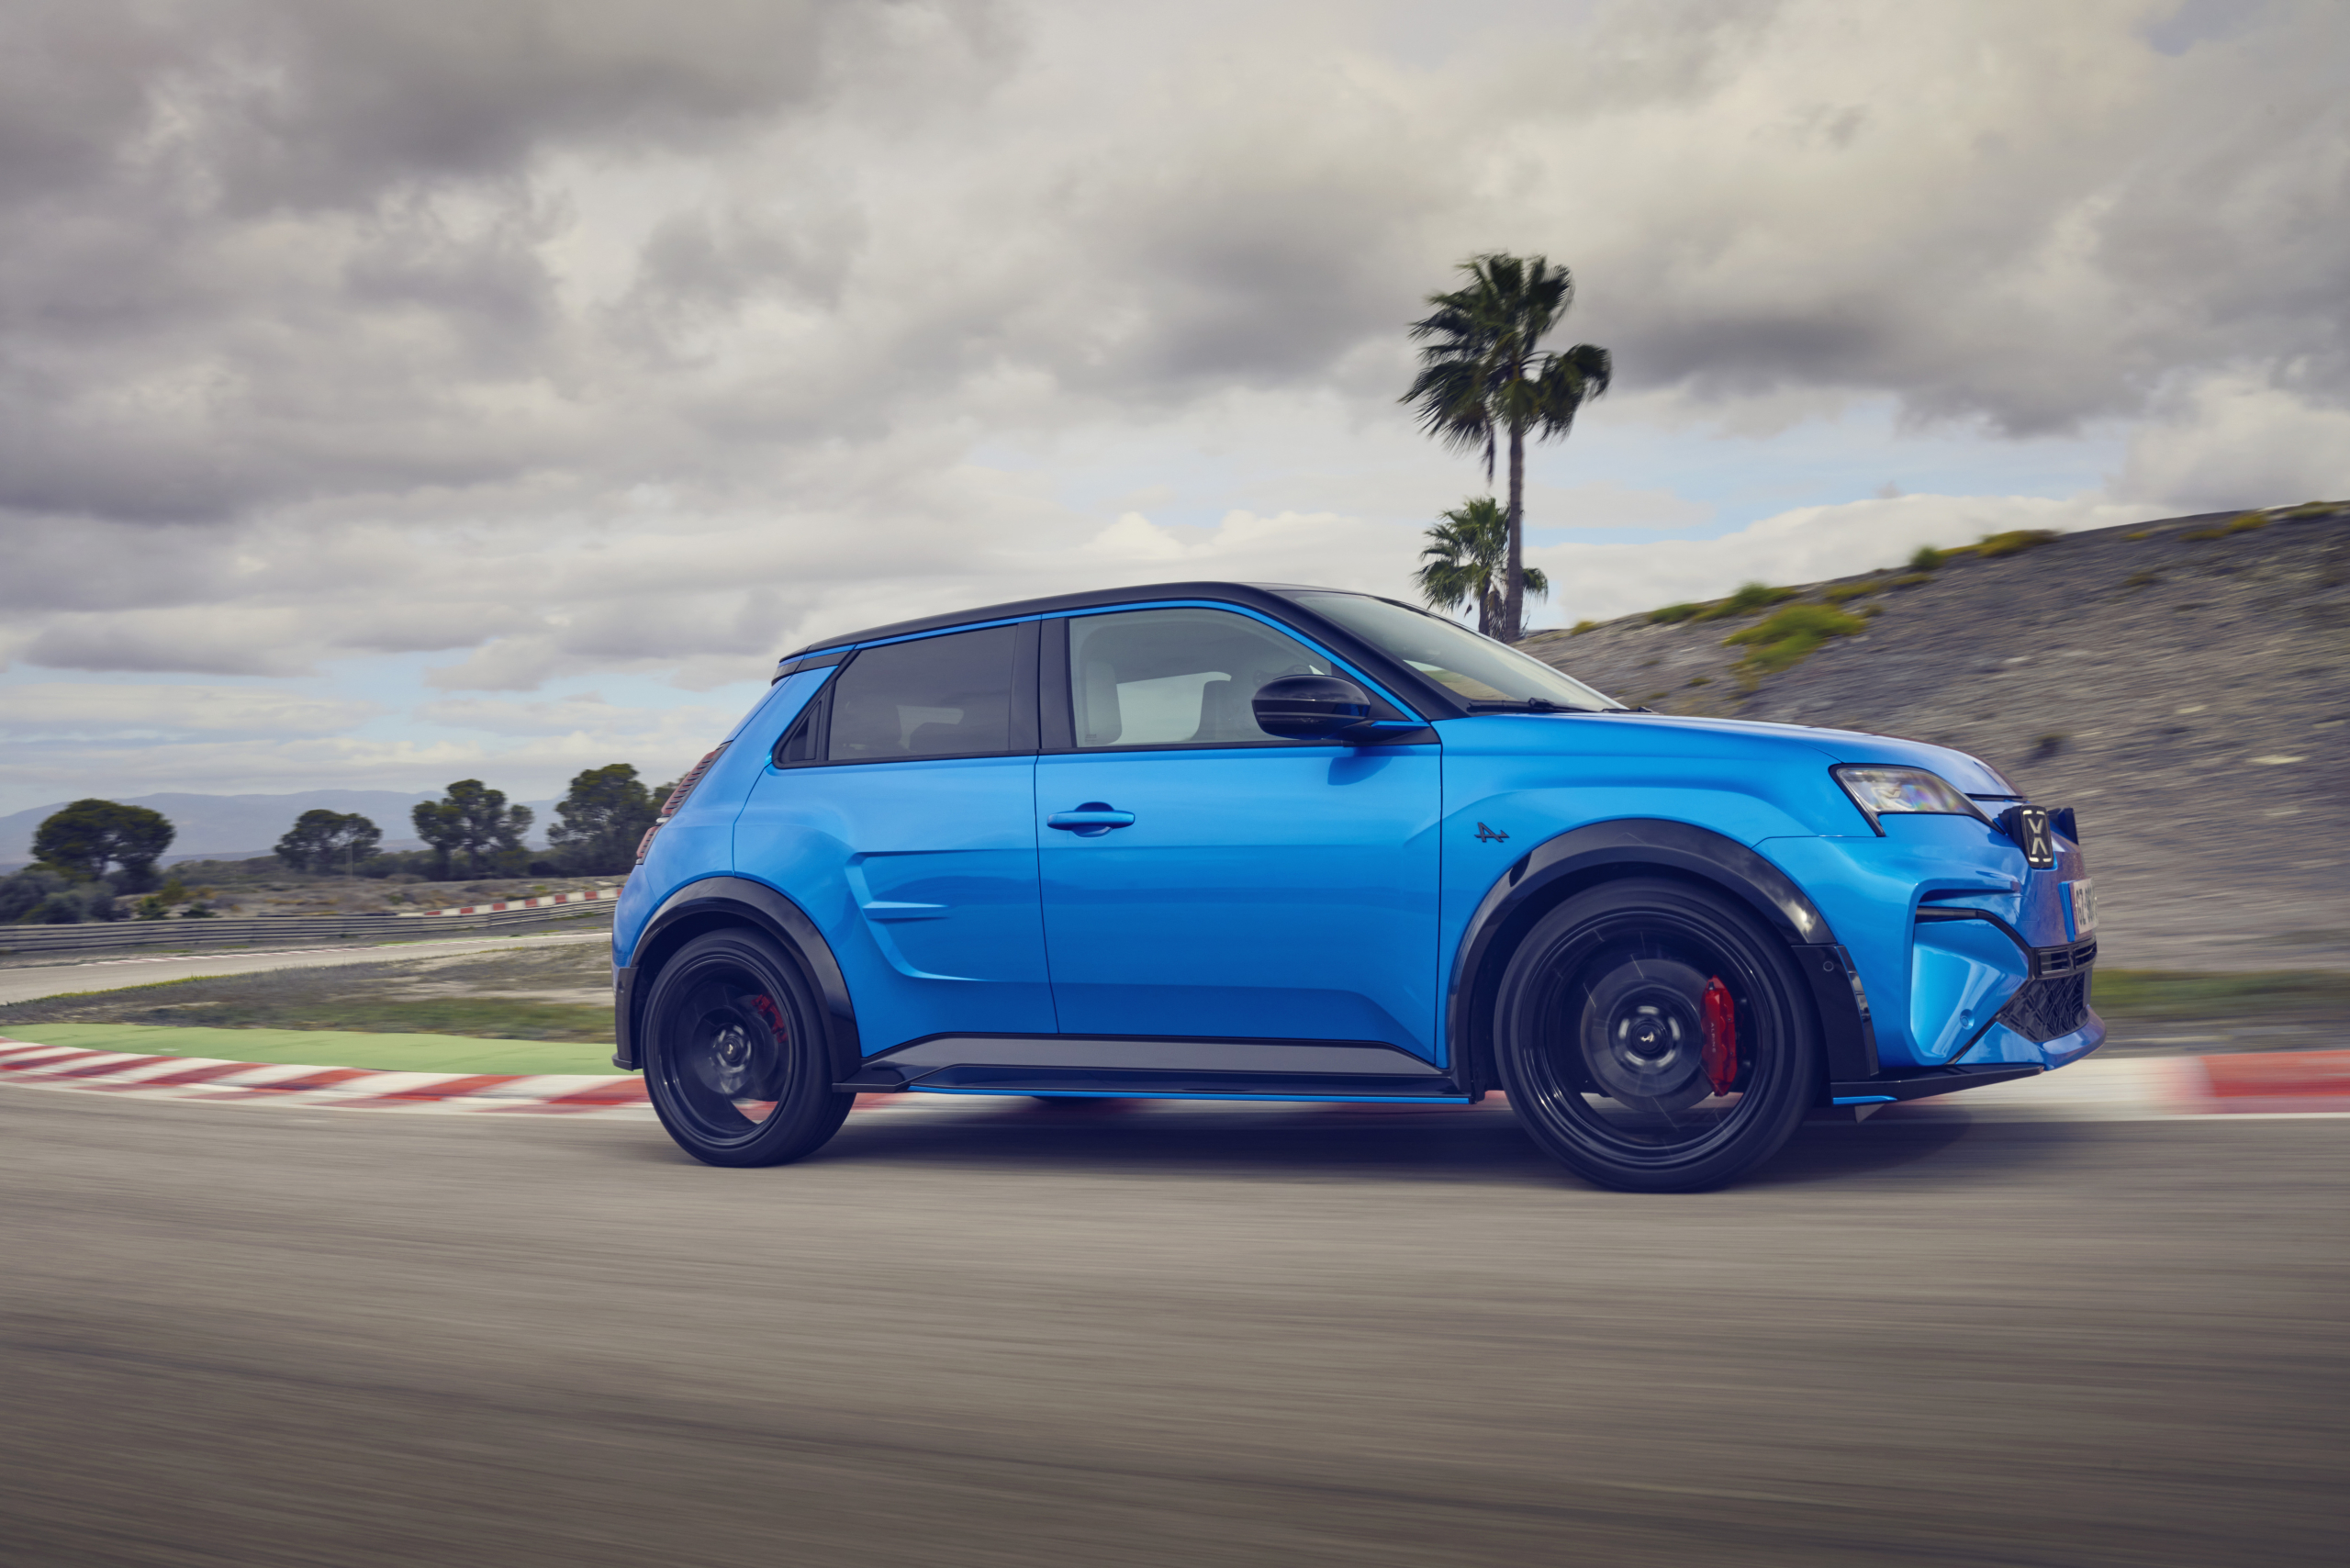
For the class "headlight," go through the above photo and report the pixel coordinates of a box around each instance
[1832,766,1986,833]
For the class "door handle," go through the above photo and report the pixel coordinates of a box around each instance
[1046,801,1136,836]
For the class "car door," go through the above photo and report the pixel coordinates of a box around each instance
[732,621,1055,1051]
[1035,606,1445,1060]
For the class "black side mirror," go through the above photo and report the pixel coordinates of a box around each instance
[1253,675,1374,740]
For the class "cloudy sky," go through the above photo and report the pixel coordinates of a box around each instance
[2,0,2344,812]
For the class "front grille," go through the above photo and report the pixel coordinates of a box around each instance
[1998,967,2093,1042]
[2040,938,2097,975]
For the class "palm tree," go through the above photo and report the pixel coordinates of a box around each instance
[1402,252,1609,642]
[1416,497,1550,638]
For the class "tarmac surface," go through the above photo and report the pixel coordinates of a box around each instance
[2,1087,2344,1566]
[0,927,609,1005]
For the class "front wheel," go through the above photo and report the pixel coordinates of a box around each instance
[1493,879,1819,1193]
[641,929,853,1168]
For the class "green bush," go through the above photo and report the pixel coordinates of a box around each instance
[1822,583,1874,603]
[1975,528,2059,558]
[1692,582,1797,622]
[1722,604,1869,673]
[1907,545,1946,572]
[1570,619,1598,635]
[1648,602,1702,624]
[2184,512,2269,542]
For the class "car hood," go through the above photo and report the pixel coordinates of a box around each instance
[1580,712,2019,796]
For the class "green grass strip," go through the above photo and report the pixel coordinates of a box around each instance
[0,1023,621,1077]
[2093,969,2350,1021]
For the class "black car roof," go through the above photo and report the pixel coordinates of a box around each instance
[778,581,1348,660]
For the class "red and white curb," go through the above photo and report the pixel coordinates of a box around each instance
[3,1036,2345,1121]
[0,1038,655,1116]
[398,886,623,919]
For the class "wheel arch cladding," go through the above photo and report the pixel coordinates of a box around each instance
[1446,818,1869,1096]
[615,877,861,1080]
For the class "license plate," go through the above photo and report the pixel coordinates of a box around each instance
[2066,878,2098,936]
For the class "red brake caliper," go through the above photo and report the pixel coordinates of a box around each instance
[744,994,789,1043]
[1700,978,1739,1096]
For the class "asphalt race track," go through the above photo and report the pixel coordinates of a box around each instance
[2,1091,2344,1566]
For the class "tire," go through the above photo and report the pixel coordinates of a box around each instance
[1492,878,1819,1193]
[641,928,854,1168]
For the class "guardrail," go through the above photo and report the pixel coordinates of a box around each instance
[0,902,615,959]
[401,885,622,918]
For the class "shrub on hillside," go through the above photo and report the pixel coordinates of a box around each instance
[1907,546,1946,571]
[1691,582,1796,622]
[1722,604,1869,674]
[1649,602,1702,624]
[2184,512,2269,541]
[1975,529,2059,558]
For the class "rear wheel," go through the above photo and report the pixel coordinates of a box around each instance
[1493,879,1818,1193]
[642,929,852,1168]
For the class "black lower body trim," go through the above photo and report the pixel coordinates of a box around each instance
[1830,1063,2043,1103]
[610,964,637,1070]
[837,1033,1462,1099]
[1796,942,1879,1081]
[848,1066,1467,1099]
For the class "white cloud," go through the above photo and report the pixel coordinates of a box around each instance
[2114,375,2350,513]
[0,684,379,737]
[0,0,2344,806]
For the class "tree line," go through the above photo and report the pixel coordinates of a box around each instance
[2,764,671,924]
[280,764,673,880]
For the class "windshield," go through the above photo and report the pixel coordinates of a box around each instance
[1287,593,1622,712]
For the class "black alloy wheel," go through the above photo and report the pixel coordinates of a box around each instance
[1492,878,1819,1193]
[641,929,853,1168]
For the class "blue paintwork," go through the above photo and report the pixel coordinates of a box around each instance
[1036,743,1443,1057]
[612,667,827,966]
[1755,818,2092,1069]
[621,592,2104,1094]
[733,748,1057,1046]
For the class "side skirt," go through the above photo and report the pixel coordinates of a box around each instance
[838,1034,1468,1102]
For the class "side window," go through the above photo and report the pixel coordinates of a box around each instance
[1067,608,1337,749]
[826,624,1023,762]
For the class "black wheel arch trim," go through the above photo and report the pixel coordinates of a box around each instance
[1445,818,1879,1097]
[612,876,862,1081]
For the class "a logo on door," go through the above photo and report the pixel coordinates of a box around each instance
[1474,823,1509,844]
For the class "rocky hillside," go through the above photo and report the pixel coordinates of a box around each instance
[1518,504,2350,972]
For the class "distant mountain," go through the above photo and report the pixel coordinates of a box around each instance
[0,790,557,868]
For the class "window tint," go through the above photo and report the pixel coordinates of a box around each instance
[827,624,1021,761]
[1068,609,1337,748]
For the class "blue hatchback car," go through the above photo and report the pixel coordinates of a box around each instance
[611,582,2101,1190]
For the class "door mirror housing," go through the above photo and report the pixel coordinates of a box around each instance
[1252,675,1376,740]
